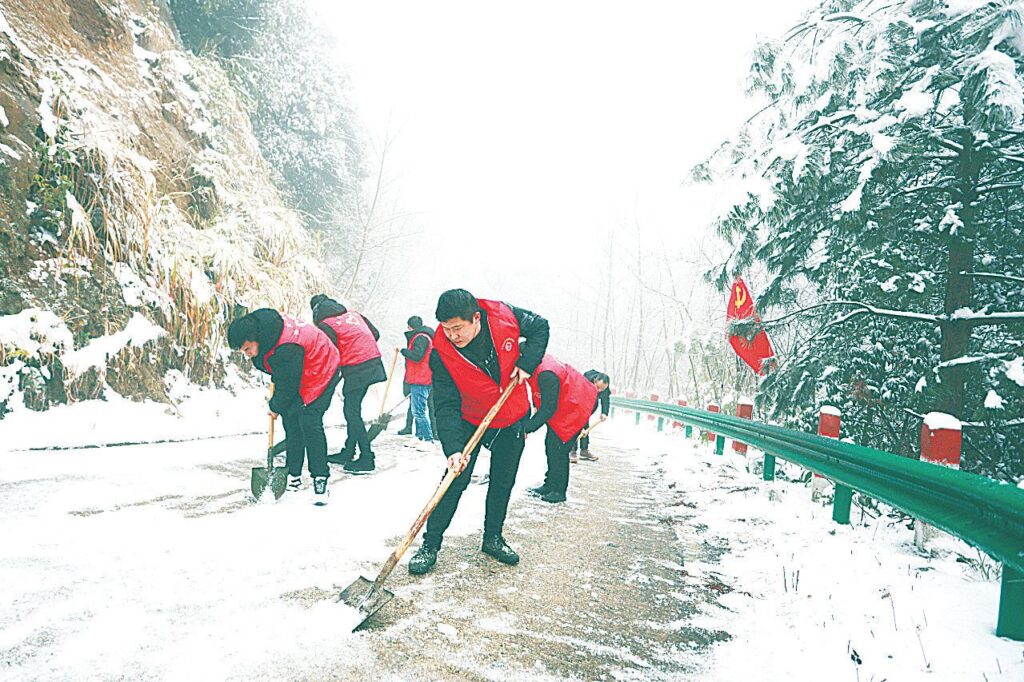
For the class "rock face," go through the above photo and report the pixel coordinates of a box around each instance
[0,0,327,414]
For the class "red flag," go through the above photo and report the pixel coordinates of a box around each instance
[726,278,775,375]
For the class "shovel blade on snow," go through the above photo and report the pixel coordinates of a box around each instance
[251,465,288,500]
[339,576,394,630]
[365,414,393,443]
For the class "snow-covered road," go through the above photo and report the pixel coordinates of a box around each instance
[1,393,1021,680]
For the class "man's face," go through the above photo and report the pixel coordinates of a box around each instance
[594,379,609,392]
[240,340,259,359]
[440,313,481,348]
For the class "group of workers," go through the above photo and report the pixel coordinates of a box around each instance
[226,288,610,571]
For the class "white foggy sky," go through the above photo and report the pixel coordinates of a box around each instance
[307,0,817,336]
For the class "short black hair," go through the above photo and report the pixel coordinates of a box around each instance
[435,289,479,322]
[407,315,423,328]
[585,369,610,386]
[227,315,258,350]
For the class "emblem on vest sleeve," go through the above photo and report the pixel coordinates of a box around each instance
[502,338,514,352]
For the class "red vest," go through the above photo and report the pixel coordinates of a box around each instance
[528,354,599,442]
[320,312,382,367]
[433,299,530,428]
[404,331,433,386]
[263,315,340,405]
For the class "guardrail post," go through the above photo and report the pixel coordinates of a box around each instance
[733,398,753,454]
[813,407,841,502]
[609,389,616,418]
[915,412,962,549]
[648,394,659,423]
[715,431,725,456]
[997,565,1024,640]
[706,403,720,445]
[763,454,776,481]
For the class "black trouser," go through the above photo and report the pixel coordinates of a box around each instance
[543,427,579,495]
[343,384,371,457]
[423,421,525,548]
[282,371,340,478]
[404,386,437,434]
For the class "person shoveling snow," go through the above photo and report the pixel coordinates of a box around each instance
[228,309,341,505]
[311,295,387,474]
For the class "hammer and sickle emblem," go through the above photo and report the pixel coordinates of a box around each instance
[734,286,747,309]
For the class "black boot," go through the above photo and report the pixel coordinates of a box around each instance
[541,490,566,504]
[527,484,549,497]
[408,542,439,575]
[344,452,375,473]
[327,447,355,465]
[397,427,413,436]
[481,535,519,565]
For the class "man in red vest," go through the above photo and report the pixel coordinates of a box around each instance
[310,295,386,473]
[227,308,341,505]
[523,355,600,503]
[408,289,549,575]
[570,370,611,463]
[398,315,436,442]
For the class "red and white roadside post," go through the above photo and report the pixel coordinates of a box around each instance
[813,407,841,501]
[673,398,686,430]
[733,398,753,454]
[707,403,720,451]
[915,412,962,549]
[648,394,659,424]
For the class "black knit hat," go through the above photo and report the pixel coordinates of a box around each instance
[310,293,329,312]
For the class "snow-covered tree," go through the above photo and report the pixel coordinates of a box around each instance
[169,0,367,240]
[695,0,1024,480]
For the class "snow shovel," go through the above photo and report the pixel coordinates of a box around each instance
[365,348,401,442]
[251,388,288,500]
[339,377,522,630]
[366,395,410,443]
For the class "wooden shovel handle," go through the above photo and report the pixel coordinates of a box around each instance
[581,418,603,439]
[378,348,400,416]
[372,376,522,587]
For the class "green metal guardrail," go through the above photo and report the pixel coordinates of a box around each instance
[610,396,1024,641]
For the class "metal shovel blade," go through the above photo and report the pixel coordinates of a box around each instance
[251,465,288,500]
[339,576,394,630]
[365,413,393,443]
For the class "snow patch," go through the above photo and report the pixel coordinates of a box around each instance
[0,308,74,356]
[1005,357,1024,387]
[923,412,962,432]
[819,405,841,417]
[37,76,59,139]
[983,390,1004,410]
[436,623,459,641]
[62,314,165,377]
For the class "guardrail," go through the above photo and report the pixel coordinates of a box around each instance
[610,396,1024,641]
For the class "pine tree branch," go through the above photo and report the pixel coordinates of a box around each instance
[759,300,940,328]
[953,271,1024,285]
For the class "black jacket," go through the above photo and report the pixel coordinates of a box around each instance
[429,303,549,455]
[523,370,560,433]
[248,308,304,414]
[312,297,386,392]
[401,324,435,376]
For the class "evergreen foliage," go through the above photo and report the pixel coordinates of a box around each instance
[696,0,1024,480]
